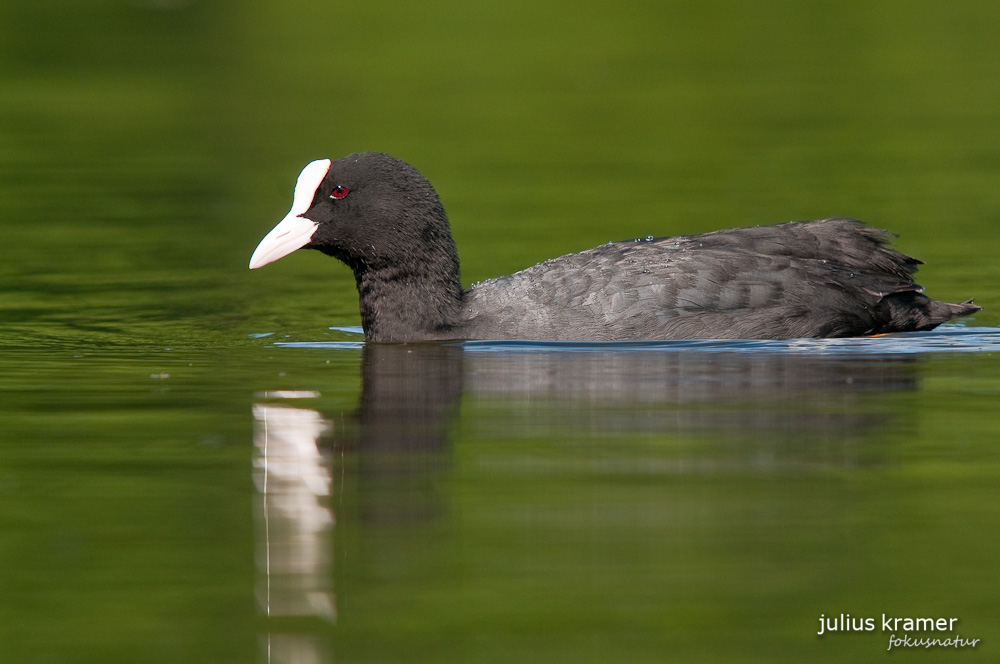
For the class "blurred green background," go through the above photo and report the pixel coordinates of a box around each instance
[2,0,997,343]
[1,1,999,662]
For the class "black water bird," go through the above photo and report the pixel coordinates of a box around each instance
[249,153,979,342]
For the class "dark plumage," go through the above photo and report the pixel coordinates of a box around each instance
[249,152,980,342]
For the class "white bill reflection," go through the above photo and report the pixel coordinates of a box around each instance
[252,397,336,640]
[260,633,331,664]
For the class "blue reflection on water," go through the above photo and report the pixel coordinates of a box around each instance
[274,325,1000,355]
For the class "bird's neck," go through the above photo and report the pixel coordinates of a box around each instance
[354,260,463,342]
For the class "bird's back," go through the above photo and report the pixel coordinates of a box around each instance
[458,218,977,341]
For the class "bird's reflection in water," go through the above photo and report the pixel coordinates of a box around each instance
[463,349,917,444]
[252,342,920,661]
[252,393,335,664]
[350,343,464,524]
[355,343,465,451]
[251,344,463,663]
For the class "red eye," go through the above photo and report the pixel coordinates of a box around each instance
[330,185,348,199]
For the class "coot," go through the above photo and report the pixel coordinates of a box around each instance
[249,153,979,342]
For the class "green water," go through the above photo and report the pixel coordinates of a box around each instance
[3,1,1000,662]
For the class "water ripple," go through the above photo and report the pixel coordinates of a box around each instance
[273,325,1000,355]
